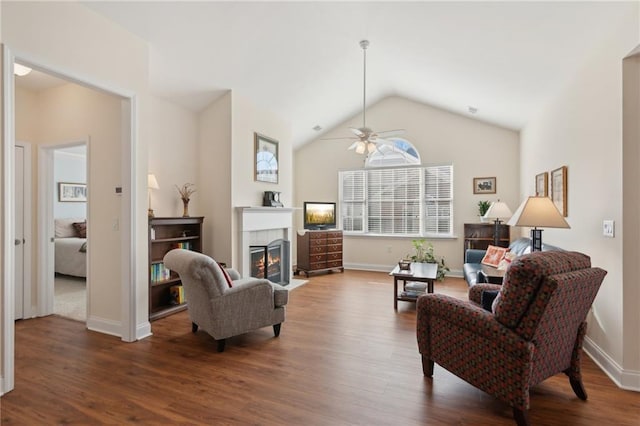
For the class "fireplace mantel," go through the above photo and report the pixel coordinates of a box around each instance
[236,207,295,283]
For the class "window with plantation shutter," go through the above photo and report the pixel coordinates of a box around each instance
[339,164,453,237]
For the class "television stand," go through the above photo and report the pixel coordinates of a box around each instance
[295,229,344,277]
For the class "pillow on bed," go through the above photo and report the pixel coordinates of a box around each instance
[55,218,83,238]
[73,221,87,238]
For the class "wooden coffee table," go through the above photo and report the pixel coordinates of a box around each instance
[389,262,438,310]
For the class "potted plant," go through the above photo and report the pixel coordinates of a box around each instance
[406,239,450,281]
[478,200,491,222]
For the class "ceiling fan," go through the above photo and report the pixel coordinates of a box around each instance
[323,40,405,154]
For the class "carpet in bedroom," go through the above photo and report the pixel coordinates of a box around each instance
[54,275,86,322]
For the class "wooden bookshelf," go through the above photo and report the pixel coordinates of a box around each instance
[148,216,204,321]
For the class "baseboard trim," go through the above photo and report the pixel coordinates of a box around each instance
[136,321,152,340]
[86,315,122,339]
[344,262,462,278]
[583,336,640,392]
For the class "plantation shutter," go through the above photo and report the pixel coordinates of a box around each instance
[339,164,453,237]
[424,165,453,235]
[339,170,365,232]
[367,167,421,234]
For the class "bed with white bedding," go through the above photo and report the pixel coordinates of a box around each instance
[54,218,87,278]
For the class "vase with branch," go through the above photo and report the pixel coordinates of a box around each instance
[176,183,196,217]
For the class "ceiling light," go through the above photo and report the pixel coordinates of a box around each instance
[313,125,322,132]
[468,106,478,114]
[14,63,32,76]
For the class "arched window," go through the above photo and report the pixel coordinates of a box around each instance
[365,138,421,168]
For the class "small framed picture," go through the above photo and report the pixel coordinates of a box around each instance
[535,172,548,197]
[551,166,568,217]
[254,133,279,184]
[58,182,87,202]
[473,177,496,194]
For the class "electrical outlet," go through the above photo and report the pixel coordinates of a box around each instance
[603,220,614,237]
[387,246,393,253]
[112,218,119,231]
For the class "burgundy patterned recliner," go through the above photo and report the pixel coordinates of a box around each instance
[416,251,606,426]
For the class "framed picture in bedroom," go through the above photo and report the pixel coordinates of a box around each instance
[58,182,87,202]
[254,133,279,184]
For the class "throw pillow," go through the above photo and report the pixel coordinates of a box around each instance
[481,245,507,267]
[217,261,233,288]
[497,251,517,270]
[481,290,500,312]
[72,221,87,238]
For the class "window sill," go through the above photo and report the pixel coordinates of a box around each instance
[343,232,458,240]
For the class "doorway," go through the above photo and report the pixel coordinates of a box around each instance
[14,142,32,320]
[2,48,140,395]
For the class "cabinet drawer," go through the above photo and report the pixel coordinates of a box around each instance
[327,252,342,261]
[326,231,342,239]
[326,244,342,253]
[310,262,327,270]
[309,254,326,263]
[309,245,325,254]
[309,232,327,239]
[310,238,327,247]
[326,260,343,268]
[326,238,342,245]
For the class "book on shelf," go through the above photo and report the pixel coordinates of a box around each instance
[174,241,191,250]
[170,285,185,305]
[150,262,171,283]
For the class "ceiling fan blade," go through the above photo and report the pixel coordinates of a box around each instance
[320,136,358,141]
[377,129,406,137]
[347,141,359,150]
[374,137,393,145]
[350,127,365,137]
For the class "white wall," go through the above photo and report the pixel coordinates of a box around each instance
[294,96,520,273]
[520,10,639,389]
[198,92,232,263]
[53,149,87,219]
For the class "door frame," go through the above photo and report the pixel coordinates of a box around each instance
[38,141,88,317]
[14,141,32,319]
[2,45,142,395]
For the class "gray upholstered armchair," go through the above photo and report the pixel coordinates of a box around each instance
[163,249,288,352]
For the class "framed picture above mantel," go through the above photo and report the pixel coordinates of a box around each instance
[254,132,279,184]
[550,166,568,217]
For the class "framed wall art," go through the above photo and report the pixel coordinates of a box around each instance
[58,182,87,202]
[254,132,279,184]
[473,177,496,194]
[535,172,548,197]
[550,166,568,217]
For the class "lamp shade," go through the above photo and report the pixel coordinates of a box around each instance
[483,201,512,220]
[147,173,159,190]
[507,196,569,228]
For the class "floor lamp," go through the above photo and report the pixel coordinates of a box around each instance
[483,200,513,246]
[148,173,159,218]
[507,196,570,251]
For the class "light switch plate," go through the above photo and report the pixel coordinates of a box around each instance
[603,220,614,237]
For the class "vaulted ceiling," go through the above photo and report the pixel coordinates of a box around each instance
[74,1,635,148]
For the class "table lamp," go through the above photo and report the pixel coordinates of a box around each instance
[507,196,569,251]
[148,173,159,218]
[483,200,513,246]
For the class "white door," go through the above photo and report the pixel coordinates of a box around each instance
[14,145,25,319]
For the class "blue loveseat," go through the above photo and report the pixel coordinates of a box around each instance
[463,237,562,286]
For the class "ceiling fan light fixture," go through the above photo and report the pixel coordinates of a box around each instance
[367,142,377,154]
[355,142,366,155]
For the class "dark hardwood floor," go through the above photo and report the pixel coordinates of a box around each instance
[2,270,639,425]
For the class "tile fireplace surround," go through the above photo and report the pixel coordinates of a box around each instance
[236,207,295,284]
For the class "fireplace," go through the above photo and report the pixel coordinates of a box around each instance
[250,239,290,285]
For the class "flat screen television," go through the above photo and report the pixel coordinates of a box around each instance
[303,202,337,230]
